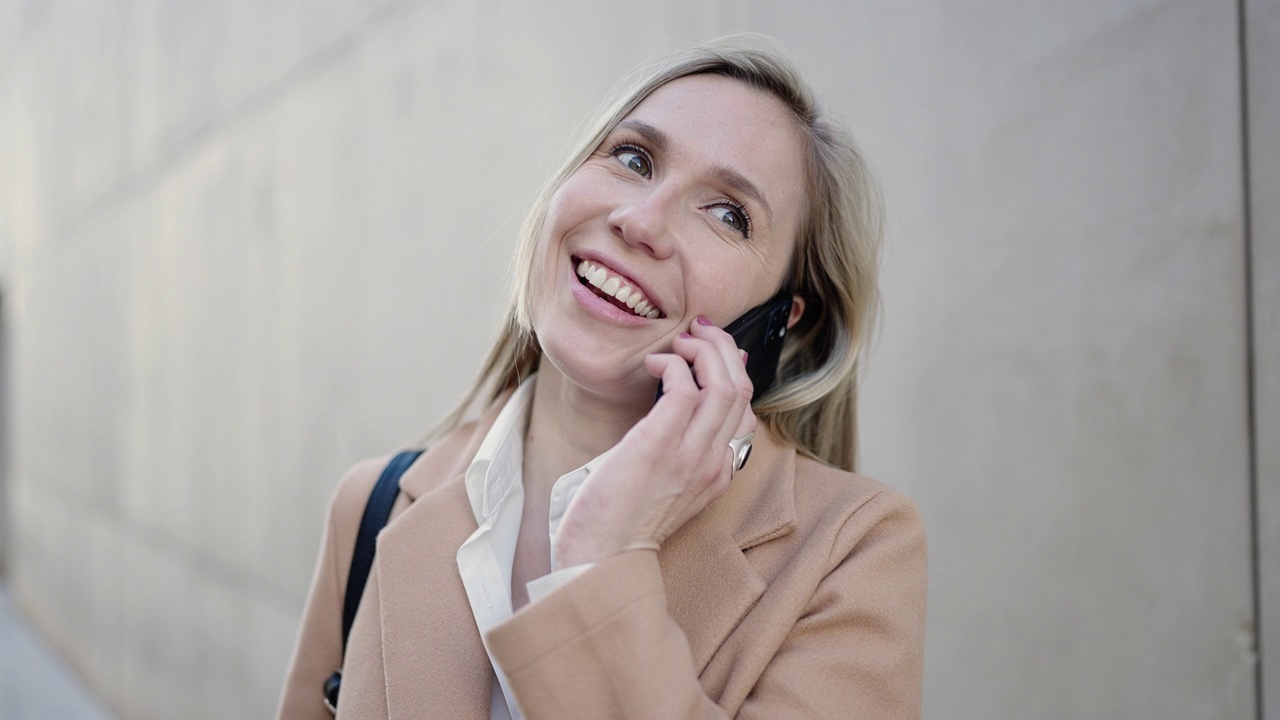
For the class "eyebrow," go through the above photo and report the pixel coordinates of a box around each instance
[616,119,774,223]
[710,165,773,223]
[617,119,668,153]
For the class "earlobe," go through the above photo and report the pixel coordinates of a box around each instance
[786,294,806,329]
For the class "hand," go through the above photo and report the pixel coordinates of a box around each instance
[553,317,757,568]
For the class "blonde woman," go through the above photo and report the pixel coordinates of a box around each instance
[279,34,926,720]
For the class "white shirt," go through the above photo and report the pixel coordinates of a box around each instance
[455,377,605,720]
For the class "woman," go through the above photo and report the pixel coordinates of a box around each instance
[278,34,926,720]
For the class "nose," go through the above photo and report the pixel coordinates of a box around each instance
[608,188,675,259]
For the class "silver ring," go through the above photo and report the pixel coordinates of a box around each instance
[728,432,754,473]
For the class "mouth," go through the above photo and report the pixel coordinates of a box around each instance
[573,256,665,319]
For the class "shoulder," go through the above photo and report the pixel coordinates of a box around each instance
[322,406,497,529]
[399,394,515,499]
[783,456,928,662]
[327,453,398,524]
[790,455,926,566]
[318,451,427,589]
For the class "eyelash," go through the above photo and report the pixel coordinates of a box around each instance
[717,199,753,239]
[608,142,650,172]
[606,140,753,239]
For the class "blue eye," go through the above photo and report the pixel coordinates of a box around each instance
[611,144,652,177]
[710,203,752,238]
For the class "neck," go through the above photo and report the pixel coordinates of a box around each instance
[523,364,651,496]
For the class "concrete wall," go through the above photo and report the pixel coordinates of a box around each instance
[0,1,1266,718]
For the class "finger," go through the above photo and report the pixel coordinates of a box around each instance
[731,403,758,441]
[644,352,699,423]
[671,332,749,451]
[688,317,755,399]
[690,321,755,478]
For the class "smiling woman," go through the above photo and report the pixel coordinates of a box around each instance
[277,34,925,720]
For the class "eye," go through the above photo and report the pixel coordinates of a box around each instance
[611,144,652,178]
[709,202,752,238]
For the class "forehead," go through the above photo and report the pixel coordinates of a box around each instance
[623,74,807,234]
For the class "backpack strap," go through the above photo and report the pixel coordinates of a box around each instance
[324,449,424,714]
[342,449,424,647]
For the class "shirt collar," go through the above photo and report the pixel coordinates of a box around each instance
[546,445,615,540]
[459,376,641,533]
[463,377,536,522]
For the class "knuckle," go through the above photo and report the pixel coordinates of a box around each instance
[701,463,724,488]
[714,383,738,406]
[708,335,736,356]
[690,454,716,480]
[628,423,659,445]
[668,384,699,404]
[708,469,732,496]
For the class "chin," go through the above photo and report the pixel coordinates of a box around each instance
[536,327,658,402]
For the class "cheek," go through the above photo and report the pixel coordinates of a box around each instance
[683,265,755,324]
[545,167,615,232]
[532,188,583,274]
[684,247,793,325]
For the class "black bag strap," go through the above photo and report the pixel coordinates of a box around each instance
[341,449,424,650]
[325,449,424,713]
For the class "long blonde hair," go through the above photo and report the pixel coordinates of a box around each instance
[433,34,882,472]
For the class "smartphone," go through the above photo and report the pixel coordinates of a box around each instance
[724,290,794,400]
[655,290,794,403]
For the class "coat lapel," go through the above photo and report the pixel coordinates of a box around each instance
[373,402,509,720]
[659,425,797,683]
[375,477,491,719]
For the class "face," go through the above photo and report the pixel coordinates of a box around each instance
[528,73,808,399]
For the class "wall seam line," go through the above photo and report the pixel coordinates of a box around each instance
[1236,0,1263,718]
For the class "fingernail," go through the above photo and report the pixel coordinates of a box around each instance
[696,316,712,326]
[678,332,693,339]
[742,351,749,365]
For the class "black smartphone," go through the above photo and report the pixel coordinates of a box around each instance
[655,290,794,403]
[725,289,793,400]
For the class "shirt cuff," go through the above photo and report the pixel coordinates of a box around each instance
[525,562,595,604]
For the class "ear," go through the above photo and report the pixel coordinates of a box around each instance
[786,294,806,330]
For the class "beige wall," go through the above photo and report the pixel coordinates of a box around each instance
[0,1,1268,718]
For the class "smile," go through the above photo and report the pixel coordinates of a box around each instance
[574,258,664,319]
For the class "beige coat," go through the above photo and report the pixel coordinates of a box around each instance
[276,398,927,719]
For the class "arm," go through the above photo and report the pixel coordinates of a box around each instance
[487,549,726,719]
[487,490,927,719]
[275,457,388,720]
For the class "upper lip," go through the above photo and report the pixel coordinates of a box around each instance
[572,250,668,316]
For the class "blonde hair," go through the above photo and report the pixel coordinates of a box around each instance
[433,34,882,472]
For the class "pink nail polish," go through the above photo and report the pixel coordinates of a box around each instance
[696,316,712,326]
[678,332,693,339]
[742,351,749,365]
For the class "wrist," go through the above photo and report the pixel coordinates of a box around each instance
[555,532,660,569]
[553,532,609,569]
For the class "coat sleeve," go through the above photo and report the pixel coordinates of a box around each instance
[275,457,389,720]
[485,489,927,719]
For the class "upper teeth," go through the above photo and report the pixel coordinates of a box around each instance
[576,259,661,319]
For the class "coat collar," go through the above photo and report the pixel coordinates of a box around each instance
[375,392,797,716]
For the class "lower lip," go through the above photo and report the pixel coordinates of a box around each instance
[569,263,655,326]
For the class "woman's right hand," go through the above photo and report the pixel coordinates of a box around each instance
[552,317,757,568]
